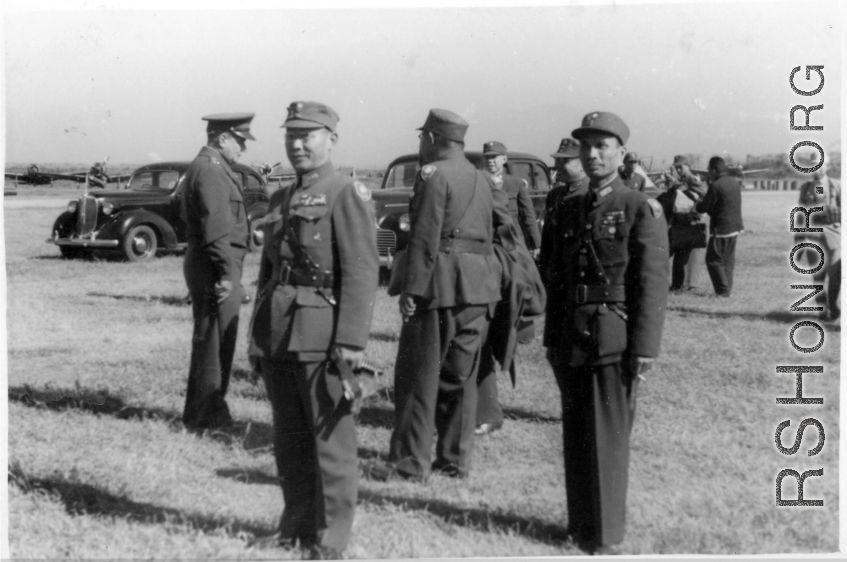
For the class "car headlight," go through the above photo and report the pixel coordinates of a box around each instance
[399,214,410,232]
[67,201,78,213]
[101,202,114,215]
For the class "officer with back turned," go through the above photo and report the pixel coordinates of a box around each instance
[544,111,668,555]
[368,108,502,482]
[247,102,379,559]
[181,112,254,430]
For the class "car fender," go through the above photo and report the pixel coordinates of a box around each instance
[98,210,179,248]
[52,211,77,237]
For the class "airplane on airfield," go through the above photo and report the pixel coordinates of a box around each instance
[5,159,131,188]
[643,160,769,190]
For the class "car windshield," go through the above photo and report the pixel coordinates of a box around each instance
[384,161,419,189]
[128,170,181,192]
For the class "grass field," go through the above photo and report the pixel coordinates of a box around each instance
[4,190,840,557]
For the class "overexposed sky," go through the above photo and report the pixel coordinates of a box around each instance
[2,0,842,170]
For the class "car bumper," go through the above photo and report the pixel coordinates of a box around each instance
[47,237,119,248]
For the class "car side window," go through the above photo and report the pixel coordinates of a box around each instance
[129,170,180,191]
[533,163,550,191]
[244,173,263,192]
[385,162,419,188]
[509,162,532,189]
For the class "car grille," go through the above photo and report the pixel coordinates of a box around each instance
[376,229,396,257]
[76,195,98,237]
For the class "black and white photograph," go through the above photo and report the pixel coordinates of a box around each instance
[2,0,842,558]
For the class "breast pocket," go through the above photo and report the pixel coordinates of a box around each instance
[230,193,244,222]
[289,287,336,352]
[292,206,330,248]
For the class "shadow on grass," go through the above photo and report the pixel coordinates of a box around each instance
[356,404,395,430]
[87,291,190,307]
[215,468,279,486]
[502,407,560,424]
[9,464,271,539]
[9,384,179,423]
[358,488,576,548]
[668,305,840,327]
[368,330,399,343]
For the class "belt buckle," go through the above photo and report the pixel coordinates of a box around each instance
[575,284,587,305]
[279,265,291,285]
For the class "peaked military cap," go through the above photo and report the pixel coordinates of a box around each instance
[483,141,507,156]
[282,101,339,132]
[624,152,639,163]
[417,109,468,143]
[673,155,690,166]
[203,112,256,141]
[551,138,580,159]
[572,111,629,146]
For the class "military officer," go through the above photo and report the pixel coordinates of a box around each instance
[247,102,379,559]
[181,112,254,430]
[545,112,668,555]
[795,155,841,320]
[538,138,589,283]
[483,141,542,253]
[619,152,646,192]
[368,109,501,482]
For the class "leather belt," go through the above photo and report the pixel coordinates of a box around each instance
[276,264,334,287]
[575,284,626,304]
[439,238,491,254]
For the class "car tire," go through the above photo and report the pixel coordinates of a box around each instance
[122,225,158,262]
[248,215,266,252]
[59,246,91,260]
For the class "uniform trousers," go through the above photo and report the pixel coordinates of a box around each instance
[475,341,504,427]
[389,304,490,478]
[669,245,703,290]
[705,235,737,296]
[554,361,639,547]
[183,245,245,428]
[260,357,357,551]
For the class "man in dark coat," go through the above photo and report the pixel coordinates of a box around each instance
[369,109,502,481]
[545,111,668,555]
[539,138,589,283]
[618,152,646,192]
[247,102,378,559]
[483,140,542,253]
[695,156,744,297]
[181,112,254,430]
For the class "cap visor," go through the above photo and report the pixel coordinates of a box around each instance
[571,126,624,145]
[482,151,503,156]
[283,119,329,130]
[232,130,256,141]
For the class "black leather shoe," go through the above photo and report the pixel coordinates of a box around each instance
[365,461,427,483]
[474,422,503,436]
[247,531,296,550]
[431,460,467,478]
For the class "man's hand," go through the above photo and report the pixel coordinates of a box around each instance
[214,279,233,304]
[530,248,540,259]
[627,355,654,382]
[338,345,364,369]
[399,293,417,318]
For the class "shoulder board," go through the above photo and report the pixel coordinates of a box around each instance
[421,164,437,180]
[353,181,371,202]
[647,198,663,218]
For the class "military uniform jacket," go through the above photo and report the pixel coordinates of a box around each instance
[402,150,502,309]
[539,176,590,283]
[181,146,249,281]
[619,169,646,192]
[492,171,542,250]
[248,161,379,362]
[695,171,744,235]
[543,175,669,367]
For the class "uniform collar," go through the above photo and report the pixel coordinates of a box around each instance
[588,174,621,204]
[297,160,335,189]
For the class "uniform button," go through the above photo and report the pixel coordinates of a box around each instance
[579,272,585,278]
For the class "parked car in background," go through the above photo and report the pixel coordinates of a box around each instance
[371,151,551,268]
[47,161,270,262]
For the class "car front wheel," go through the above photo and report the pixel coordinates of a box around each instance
[122,225,158,262]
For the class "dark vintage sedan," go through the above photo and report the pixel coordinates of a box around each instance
[47,161,271,262]
[371,151,552,268]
